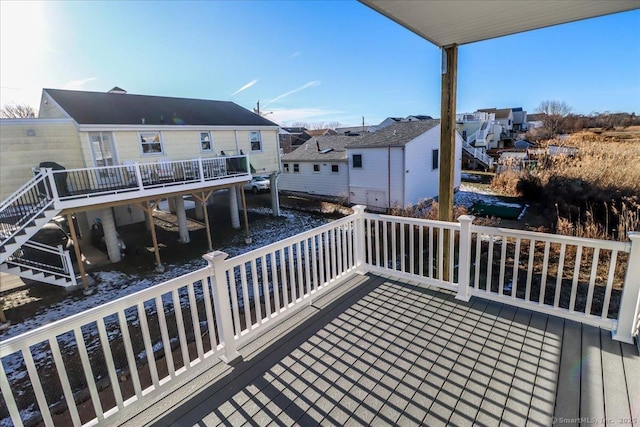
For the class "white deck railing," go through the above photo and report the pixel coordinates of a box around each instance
[1,206,638,427]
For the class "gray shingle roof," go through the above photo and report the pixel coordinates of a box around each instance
[345,119,440,148]
[43,88,278,127]
[281,136,353,162]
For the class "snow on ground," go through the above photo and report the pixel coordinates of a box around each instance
[1,208,331,340]
[1,185,504,340]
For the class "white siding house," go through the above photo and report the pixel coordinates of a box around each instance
[279,137,351,199]
[347,120,462,210]
[279,121,462,211]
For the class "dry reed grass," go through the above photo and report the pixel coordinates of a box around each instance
[490,131,640,241]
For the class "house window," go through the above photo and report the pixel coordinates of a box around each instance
[200,132,213,152]
[293,163,300,173]
[283,163,290,172]
[331,164,339,173]
[313,164,320,172]
[432,149,439,170]
[352,154,362,168]
[250,131,262,152]
[140,132,163,155]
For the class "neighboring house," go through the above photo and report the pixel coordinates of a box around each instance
[335,125,370,136]
[2,87,281,231]
[527,113,545,129]
[279,126,307,154]
[405,115,434,122]
[285,128,337,152]
[279,120,462,211]
[368,117,403,132]
[347,120,462,210]
[279,136,351,199]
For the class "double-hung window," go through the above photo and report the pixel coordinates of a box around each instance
[313,164,320,172]
[432,149,439,170]
[140,132,163,155]
[200,132,213,152]
[250,131,262,152]
[293,163,300,173]
[352,154,362,168]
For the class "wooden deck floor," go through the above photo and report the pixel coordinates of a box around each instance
[146,273,639,427]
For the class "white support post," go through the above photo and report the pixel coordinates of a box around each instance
[198,158,205,182]
[45,168,60,201]
[101,208,122,263]
[194,199,204,220]
[270,172,280,217]
[456,215,475,302]
[228,187,240,229]
[175,196,190,243]
[352,205,366,273]
[203,251,242,364]
[613,232,640,343]
[134,162,144,190]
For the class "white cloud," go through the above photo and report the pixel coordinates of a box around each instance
[230,79,258,97]
[64,77,98,90]
[267,107,342,125]
[265,81,320,107]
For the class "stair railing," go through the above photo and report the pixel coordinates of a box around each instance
[0,169,55,247]
[4,241,77,285]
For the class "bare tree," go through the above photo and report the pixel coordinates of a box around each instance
[290,121,310,129]
[1,103,37,118]
[536,100,571,137]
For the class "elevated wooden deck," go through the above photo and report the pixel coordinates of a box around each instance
[130,273,639,426]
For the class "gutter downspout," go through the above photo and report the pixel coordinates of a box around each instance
[402,147,406,207]
[388,145,391,210]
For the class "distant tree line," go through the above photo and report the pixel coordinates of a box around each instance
[530,100,639,139]
[563,111,639,132]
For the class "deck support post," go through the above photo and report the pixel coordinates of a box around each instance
[101,208,122,263]
[66,213,90,292]
[240,186,251,244]
[352,205,366,272]
[235,186,243,211]
[192,191,214,251]
[194,199,204,220]
[270,172,280,217]
[456,215,474,302]
[134,201,164,272]
[203,251,242,364]
[612,232,640,343]
[229,186,240,229]
[174,196,190,243]
[438,44,458,282]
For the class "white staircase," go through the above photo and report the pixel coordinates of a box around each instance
[0,171,72,286]
[1,241,78,288]
[462,140,494,169]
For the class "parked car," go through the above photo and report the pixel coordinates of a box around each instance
[243,176,270,194]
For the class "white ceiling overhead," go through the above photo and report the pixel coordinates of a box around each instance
[359,0,639,47]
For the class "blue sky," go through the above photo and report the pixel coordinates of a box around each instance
[1,1,638,127]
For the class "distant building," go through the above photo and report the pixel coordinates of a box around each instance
[279,120,463,211]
